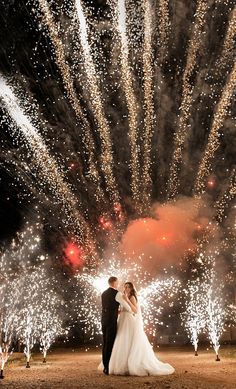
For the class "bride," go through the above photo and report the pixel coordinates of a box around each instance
[108,282,175,376]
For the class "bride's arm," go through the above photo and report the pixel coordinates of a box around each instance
[125,295,137,313]
[115,291,132,312]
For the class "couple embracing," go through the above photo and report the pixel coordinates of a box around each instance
[101,276,174,376]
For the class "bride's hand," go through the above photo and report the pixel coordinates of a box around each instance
[122,293,129,302]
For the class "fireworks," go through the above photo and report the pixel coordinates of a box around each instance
[0,224,68,373]
[0,0,234,259]
[215,168,236,223]
[216,6,236,71]
[0,276,23,374]
[0,75,98,261]
[167,0,209,199]
[182,251,231,360]
[194,62,236,195]
[0,220,44,278]
[64,241,85,269]
[0,0,235,367]
[142,0,155,208]
[205,284,225,361]
[115,0,142,209]
[37,0,106,206]
[156,0,170,60]
[138,276,181,338]
[75,0,120,205]
[74,258,180,340]
[74,258,145,339]
[38,290,66,363]
[182,278,207,355]
[18,266,66,367]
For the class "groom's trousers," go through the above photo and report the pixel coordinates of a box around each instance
[102,321,117,371]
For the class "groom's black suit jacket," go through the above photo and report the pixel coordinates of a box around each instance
[101,287,120,326]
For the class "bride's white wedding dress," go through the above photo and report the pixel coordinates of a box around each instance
[108,303,175,376]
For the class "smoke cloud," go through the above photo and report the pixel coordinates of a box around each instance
[120,197,215,274]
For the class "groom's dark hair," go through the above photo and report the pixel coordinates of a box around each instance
[108,276,117,285]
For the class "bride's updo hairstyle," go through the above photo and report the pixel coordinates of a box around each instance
[125,282,137,301]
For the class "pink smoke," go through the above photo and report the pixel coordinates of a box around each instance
[119,197,211,274]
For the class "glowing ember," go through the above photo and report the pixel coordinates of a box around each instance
[64,242,84,268]
[207,180,215,188]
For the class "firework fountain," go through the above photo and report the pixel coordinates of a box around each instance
[182,277,208,356]
[0,223,68,376]
[182,245,232,361]
[18,265,67,368]
[39,291,65,363]
[204,265,226,362]
[0,222,43,376]
[0,277,23,377]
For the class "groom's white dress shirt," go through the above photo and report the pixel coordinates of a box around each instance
[115,290,132,312]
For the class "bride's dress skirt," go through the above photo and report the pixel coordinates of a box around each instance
[109,310,175,376]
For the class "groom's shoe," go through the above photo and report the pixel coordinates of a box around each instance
[103,368,109,375]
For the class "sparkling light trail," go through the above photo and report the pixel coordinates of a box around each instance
[194,62,236,195]
[215,169,236,223]
[37,0,105,205]
[157,0,170,61]
[115,0,142,210]
[216,6,236,71]
[182,277,208,355]
[168,0,209,199]
[75,0,120,205]
[0,75,97,262]
[142,0,155,209]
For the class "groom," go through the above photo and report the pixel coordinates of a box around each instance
[101,276,132,375]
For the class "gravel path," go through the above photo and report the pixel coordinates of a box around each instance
[1,347,235,389]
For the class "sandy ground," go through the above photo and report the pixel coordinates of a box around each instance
[1,346,236,389]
